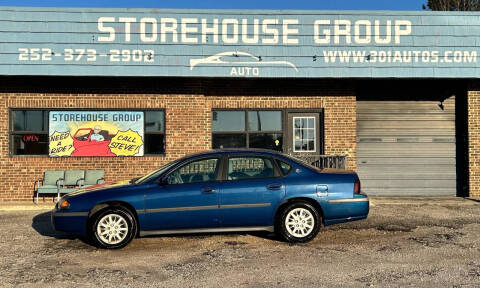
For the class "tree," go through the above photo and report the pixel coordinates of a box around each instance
[423,0,480,10]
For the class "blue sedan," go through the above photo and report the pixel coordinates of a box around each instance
[52,149,369,249]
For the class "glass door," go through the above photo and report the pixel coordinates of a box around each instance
[286,112,322,156]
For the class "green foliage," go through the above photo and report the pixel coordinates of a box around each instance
[423,0,480,10]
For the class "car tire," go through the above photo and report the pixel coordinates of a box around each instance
[90,207,137,249]
[276,201,321,243]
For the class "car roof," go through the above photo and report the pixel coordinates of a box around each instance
[181,148,288,160]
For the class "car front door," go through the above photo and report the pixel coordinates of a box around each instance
[218,155,286,228]
[143,157,221,231]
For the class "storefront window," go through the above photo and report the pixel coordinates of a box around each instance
[10,110,49,155]
[249,133,283,151]
[144,111,165,155]
[145,111,165,132]
[10,109,165,156]
[248,111,282,131]
[212,110,283,151]
[212,111,245,132]
[212,134,247,148]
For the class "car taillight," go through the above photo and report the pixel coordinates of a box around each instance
[354,179,361,194]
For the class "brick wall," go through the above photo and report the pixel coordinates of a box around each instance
[468,90,480,198]
[0,78,356,202]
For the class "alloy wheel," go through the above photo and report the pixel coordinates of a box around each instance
[284,208,315,238]
[96,213,129,245]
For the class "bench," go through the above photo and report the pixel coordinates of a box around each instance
[34,169,105,204]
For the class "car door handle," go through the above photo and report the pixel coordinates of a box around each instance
[201,187,216,194]
[267,183,283,190]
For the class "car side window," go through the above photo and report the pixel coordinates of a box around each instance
[227,156,275,181]
[166,158,219,185]
[276,160,292,175]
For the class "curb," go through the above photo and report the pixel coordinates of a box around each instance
[369,196,479,206]
[0,202,54,211]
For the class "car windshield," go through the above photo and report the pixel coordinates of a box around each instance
[134,160,180,184]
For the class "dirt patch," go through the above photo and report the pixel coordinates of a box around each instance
[0,200,478,287]
[377,224,414,232]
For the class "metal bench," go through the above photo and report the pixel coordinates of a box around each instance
[34,170,64,204]
[83,170,105,187]
[34,169,105,203]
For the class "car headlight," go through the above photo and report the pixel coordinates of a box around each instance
[58,199,70,210]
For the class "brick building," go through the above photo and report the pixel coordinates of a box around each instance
[0,7,479,201]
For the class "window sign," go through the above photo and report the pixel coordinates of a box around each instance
[48,111,144,157]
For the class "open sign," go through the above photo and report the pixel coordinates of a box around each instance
[22,135,39,142]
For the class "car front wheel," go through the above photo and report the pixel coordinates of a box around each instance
[276,201,321,243]
[90,207,137,249]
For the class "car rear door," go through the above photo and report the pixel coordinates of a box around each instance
[143,157,221,231]
[218,154,286,228]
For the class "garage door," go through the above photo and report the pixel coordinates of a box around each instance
[357,97,456,196]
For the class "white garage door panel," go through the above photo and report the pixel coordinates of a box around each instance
[363,188,455,196]
[357,97,456,196]
[358,157,456,165]
[358,101,455,112]
[358,120,455,130]
[358,166,455,175]
[357,114,455,121]
[359,174,456,180]
[358,143,455,152]
[362,179,456,189]
[358,129,455,137]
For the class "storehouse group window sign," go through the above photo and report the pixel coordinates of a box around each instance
[48,111,144,157]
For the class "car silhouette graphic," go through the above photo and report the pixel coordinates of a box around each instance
[189,51,298,72]
[72,128,115,157]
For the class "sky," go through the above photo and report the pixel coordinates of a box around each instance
[0,0,427,11]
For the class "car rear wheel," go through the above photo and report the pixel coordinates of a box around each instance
[276,201,321,243]
[90,207,137,249]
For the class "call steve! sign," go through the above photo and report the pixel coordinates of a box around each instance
[1,7,479,78]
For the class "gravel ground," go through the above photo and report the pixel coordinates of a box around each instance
[0,198,479,288]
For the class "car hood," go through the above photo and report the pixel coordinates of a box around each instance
[67,179,131,196]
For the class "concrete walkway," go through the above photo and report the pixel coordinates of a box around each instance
[0,196,477,211]
[0,202,54,211]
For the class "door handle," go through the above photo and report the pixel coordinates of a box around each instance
[267,183,283,190]
[202,187,216,194]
